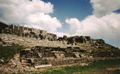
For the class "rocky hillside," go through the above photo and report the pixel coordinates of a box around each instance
[0,22,111,48]
[0,21,120,73]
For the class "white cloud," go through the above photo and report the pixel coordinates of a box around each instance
[65,18,82,34]
[52,31,70,37]
[26,13,62,32]
[66,13,120,40]
[65,0,120,47]
[0,0,53,14]
[91,0,120,17]
[0,0,62,32]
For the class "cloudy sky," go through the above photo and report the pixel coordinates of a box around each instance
[0,0,120,47]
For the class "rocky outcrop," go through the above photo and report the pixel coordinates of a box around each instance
[0,22,105,45]
[0,21,120,73]
[0,22,57,41]
[67,36,92,45]
[0,21,119,52]
[19,46,91,67]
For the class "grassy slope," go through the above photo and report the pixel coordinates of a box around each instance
[0,44,24,63]
[31,59,120,74]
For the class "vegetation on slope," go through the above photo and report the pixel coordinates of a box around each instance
[31,59,120,74]
[0,44,24,63]
[91,48,120,57]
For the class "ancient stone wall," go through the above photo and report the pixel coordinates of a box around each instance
[0,21,106,47]
[0,23,57,41]
[20,46,91,66]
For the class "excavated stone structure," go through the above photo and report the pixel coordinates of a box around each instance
[0,22,57,41]
[0,21,120,70]
[0,22,95,44]
[20,46,90,67]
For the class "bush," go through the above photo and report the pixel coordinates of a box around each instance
[91,48,120,57]
[0,44,24,63]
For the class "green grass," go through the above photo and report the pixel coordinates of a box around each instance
[91,48,120,57]
[0,44,24,63]
[32,59,120,74]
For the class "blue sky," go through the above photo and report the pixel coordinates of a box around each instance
[43,0,93,33]
[114,9,120,13]
[0,0,120,47]
[44,0,93,21]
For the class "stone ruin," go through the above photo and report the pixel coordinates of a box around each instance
[0,22,57,41]
[0,21,120,70]
[19,46,91,68]
[0,21,105,45]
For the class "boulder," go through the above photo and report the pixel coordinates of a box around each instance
[46,33,57,41]
[95,39,105,45]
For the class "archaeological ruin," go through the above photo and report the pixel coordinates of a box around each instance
[0,21,120,73]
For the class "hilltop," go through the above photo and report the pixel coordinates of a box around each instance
[0,21,120,74]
